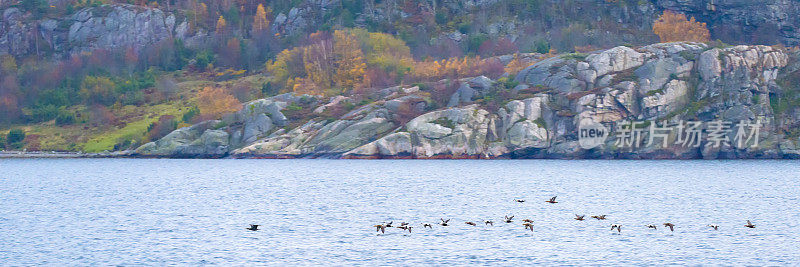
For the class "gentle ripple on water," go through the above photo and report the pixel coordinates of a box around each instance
[1,159,799,265]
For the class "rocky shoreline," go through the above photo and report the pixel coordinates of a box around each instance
[8,42,800,160]
[126,42,800,160]
[4,151,799,159]
[0,151,125,158]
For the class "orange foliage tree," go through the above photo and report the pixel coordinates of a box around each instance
[504,54,530,75]
[197,86,241,119]
[412,56,494,81]
[653,10,711,43]
[252,4,270,34]
[291,77,323,95]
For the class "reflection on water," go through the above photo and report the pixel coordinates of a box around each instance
[1,159,798,265]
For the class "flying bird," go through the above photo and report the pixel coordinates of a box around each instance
[465,221,477,226]
[646,224,657,229]
[247,224,260,231]
[398,225,413,233]
[440,218,450,226]
[591,215,607,220]
[707,224,719,230]
[663,223,675,232]
[522,219,534,224]
[611,224,622,233]
[745,220,756,228]
[523,223,534,231]
[574,214,585,221]
[374,224,387,234]
[545,196,558,203]
[484,220,494,226]
[515,199,526,203]
[422,223,433,229]
[504,215,514,223]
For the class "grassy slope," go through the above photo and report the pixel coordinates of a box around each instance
[80,102,187,152]
[1,73,269,152]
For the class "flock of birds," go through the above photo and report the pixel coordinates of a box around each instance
[242,196,758,234]
[365,196,758,234]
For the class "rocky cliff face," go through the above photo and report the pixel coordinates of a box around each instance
[4,0,800,58]
[1,4,193,57]
[134,42,800,159]
[265,0,800,47]
[660,0,800,45]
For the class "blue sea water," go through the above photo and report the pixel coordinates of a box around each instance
[1,159,799,265]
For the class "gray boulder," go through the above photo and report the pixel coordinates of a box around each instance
[447,76,494,107]
[586,46,645,77]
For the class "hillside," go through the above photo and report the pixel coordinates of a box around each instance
[2,1,800,158]
[132,42,800,159]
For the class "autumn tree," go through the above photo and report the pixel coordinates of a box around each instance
[89,104,117,126]
[124,47,139,75]
[192,1,208,28]
[230,81,252,102]
[411,55,504,82]
[197,86,241,119]
[266,47,305,90]
[0,55,19,123]
[215,15,227,34]
[478,37,517,57]
[303,31,334,89]
[291,77,323,96]
[333,30,366,91]
[0,55,17,75]
[218,37,242,67]
[80,76,116,106]
[504,53,530,75]
[653,10,711,43]
[0,75,20,123]
[252,4,270,34]
[350,28,414,86]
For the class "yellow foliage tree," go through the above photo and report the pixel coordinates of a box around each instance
[333,30,366,90]
[504,54,529,75]
[0,55,17,74]
[266,47,305,92]
[253,4,270,33]
[79,76,116,105]
[266,50,290,87]
[410,56,493,81]
[216,15,227,34]
[197,86,241,119]
[349,28,414,77]
[291,77,323,96]
[653,10,710,43]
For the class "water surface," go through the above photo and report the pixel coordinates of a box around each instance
[1,159,798,265]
